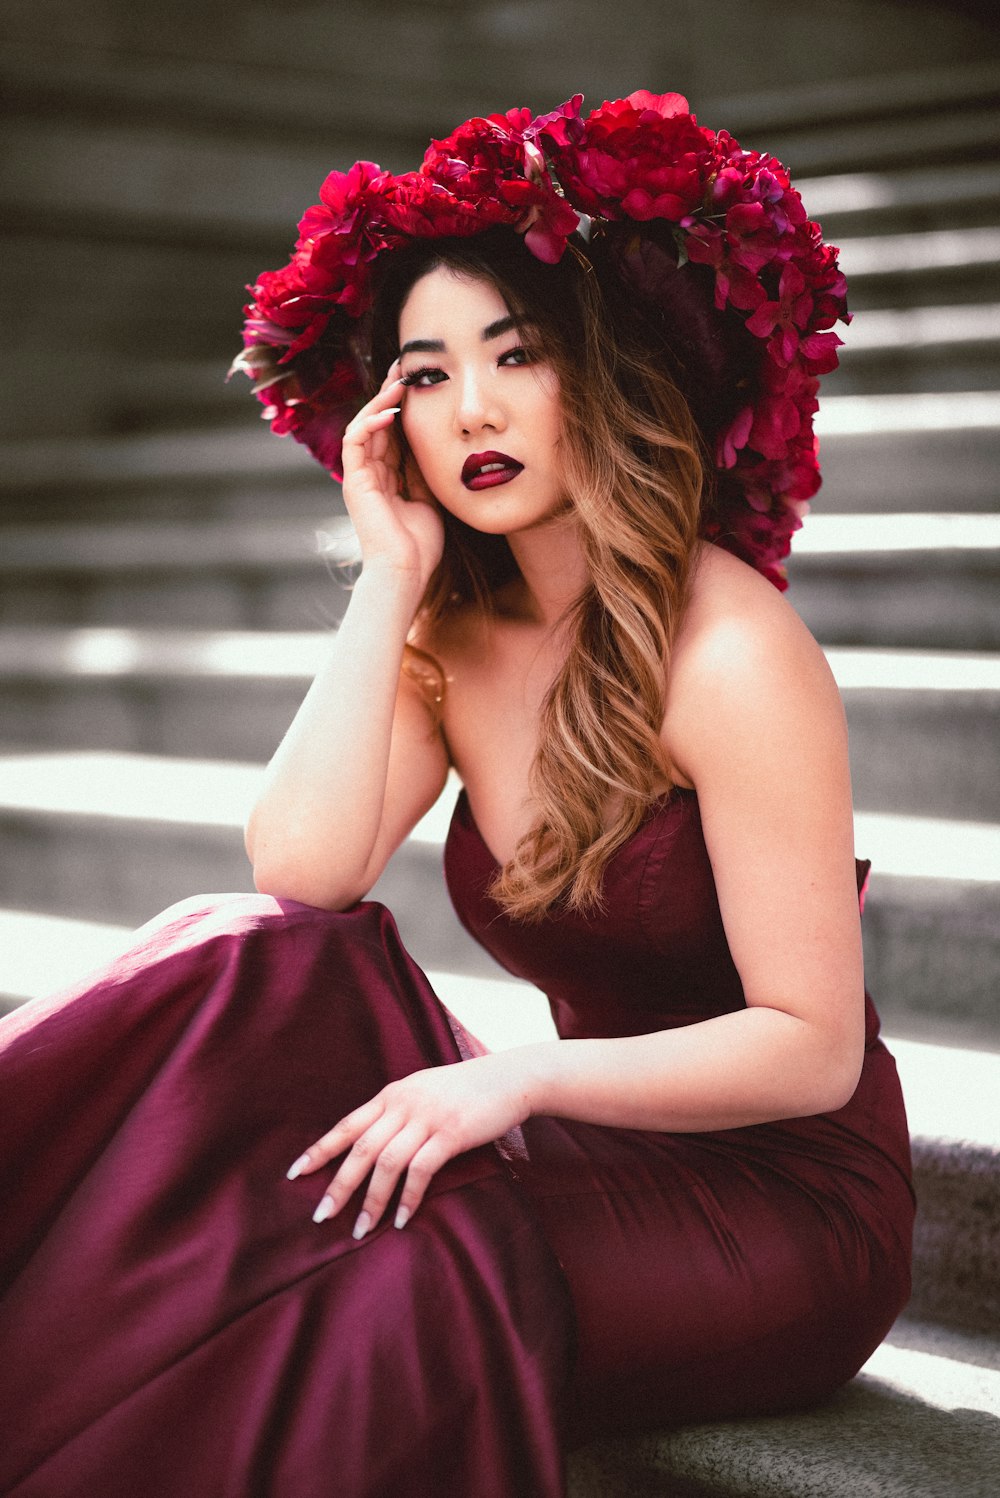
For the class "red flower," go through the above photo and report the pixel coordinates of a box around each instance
[420,111,580,261]
[720,497,805,590]
[527,94,585,150]
[542,91,714,223]
[236,90,851,587]
[717,405,754,469]
[497,176,581,263]
[380,171,509,239]
[775,440,823,502]
[745,264,816,365]
[749,391,803,461]
[301,160,396,275]
[798,330,844,375]
[423,115,527,194]
[255,352,365,482]
[244,262,314,337]
[685,223,766,313]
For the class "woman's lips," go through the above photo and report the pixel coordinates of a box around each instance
[461,451,524,491]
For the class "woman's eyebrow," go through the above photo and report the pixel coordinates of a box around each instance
[400,315,530,358]
[482,314,531,341]
[399,338,445,357]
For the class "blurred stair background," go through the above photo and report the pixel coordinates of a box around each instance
[2,3,998,1493]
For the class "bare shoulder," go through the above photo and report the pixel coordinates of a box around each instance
[664,543,845,784]
[405,601,496,752]
[410,597,488,674]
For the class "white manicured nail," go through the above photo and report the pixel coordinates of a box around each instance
[287,1154,309,1181]
[312,1197,334,1224]
[394,1206,410,1230]
[352,1210,372,1241]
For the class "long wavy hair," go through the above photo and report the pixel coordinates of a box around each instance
[365,227,742,920]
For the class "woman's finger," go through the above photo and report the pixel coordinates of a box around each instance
[350,1120,430,1238]
[341,406,404,482]
[342,402,401,452]
[308,1111,408,1225]
[392,1133,456,1230]
[286,1097,385,1178]
[364,364,405,413]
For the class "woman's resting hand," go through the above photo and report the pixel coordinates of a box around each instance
[288,1052,535,1238]
[341,358,444,592]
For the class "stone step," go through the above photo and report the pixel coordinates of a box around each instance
[1,512,996,647]
[0,907,996,1339]
[0,425,331,524]
[842,225,1000,279]
[764,100,1000,179]
[838,227,1000,312]
[840,301,1000,355]
[1,395,996,524]
[0,518,345,631]
[1,631,996,822]
[4,59,997,247]
[799,161,1000,238]
[0,753,996,1050]
[828,302,1000,395]
[6,37,999,173]
[568,1315,1000,1497]
[787,513,1000,649]
[825,648,1000,822]
[709,58,999,159]
[817,393,1000,514]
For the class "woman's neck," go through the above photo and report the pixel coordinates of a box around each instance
[504,514,589,630]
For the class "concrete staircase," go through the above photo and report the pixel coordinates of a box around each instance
[2,64,999,1498]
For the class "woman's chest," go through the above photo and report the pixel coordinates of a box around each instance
[438,631,561,861]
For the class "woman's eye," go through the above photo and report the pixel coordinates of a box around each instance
[400,366,446,388]
[499,346,532,367]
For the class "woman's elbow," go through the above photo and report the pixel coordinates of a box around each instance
[808,1034,866,1115]
[249,848,367,912]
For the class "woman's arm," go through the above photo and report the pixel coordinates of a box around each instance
[294,548,867,1236]
[518,546,867,1128]
[246,363,450,909]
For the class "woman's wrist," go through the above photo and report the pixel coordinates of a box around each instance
[490,1040,566,1123]
[356,555,428,609]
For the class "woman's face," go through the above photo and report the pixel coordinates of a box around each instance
[397,266,567,536]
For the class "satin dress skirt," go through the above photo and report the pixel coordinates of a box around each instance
[0,896,573,1498]
[0,894,913,1495]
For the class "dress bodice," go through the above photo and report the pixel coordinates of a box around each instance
[444,787,878,1046]
[446,787,747,1040]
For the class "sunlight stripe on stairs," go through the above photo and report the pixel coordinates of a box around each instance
[816,390,1000,433]
[3,629,997,691]
[2,751,999,881]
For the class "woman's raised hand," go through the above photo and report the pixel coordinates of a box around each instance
[286,1053,537,1239]
[340,359,445,592]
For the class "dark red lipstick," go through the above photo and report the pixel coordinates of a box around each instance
[461,451,524,491]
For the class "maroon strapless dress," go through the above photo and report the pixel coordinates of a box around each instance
[0,788,914,1498]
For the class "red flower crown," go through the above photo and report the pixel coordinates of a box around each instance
[234,90,849,589]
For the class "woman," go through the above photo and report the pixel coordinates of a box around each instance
[0,93,914,1498]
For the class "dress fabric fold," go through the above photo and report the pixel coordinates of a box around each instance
[0,789,914,1496]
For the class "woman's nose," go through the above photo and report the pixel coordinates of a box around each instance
[456,368,504,435]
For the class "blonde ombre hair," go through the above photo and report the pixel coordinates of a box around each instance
[368,228,722,919]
